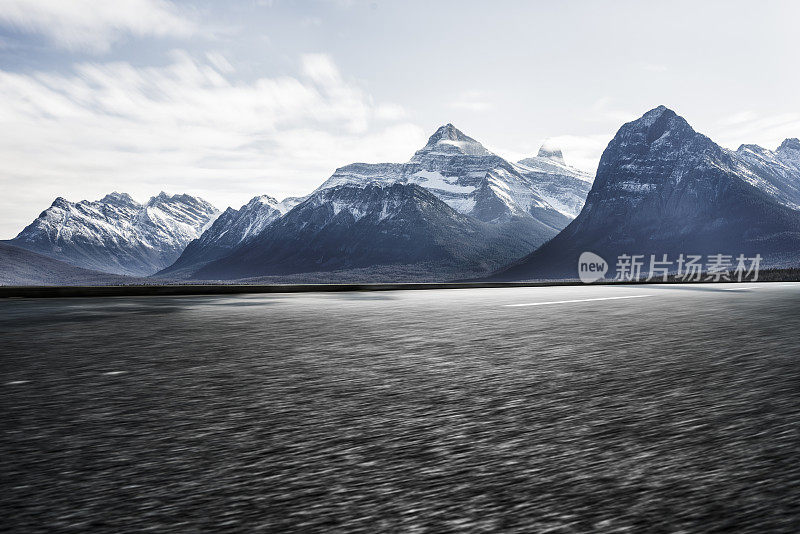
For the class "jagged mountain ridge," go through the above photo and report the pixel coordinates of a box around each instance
[192,183,555,281]
[156,194,302,277]
[493,106,800,280]
[10,192,219,276]
[735,138,800,209]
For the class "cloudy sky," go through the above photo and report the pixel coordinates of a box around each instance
[1,0,799,238]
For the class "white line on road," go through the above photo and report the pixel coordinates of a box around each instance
[505,294,653,307]
[721,287,759,291]
[721,283,800,290]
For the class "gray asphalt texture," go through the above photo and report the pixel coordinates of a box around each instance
[2,283,800,533]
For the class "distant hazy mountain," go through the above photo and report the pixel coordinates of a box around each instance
[0,242,140,286]
[10,192,218,276]
[494,106,800,280]
[157,194,300,278]
[192,183,553,281]
[316,123,575,229]
[516,143,593,218]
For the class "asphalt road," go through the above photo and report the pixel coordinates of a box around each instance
[2,283,800,532]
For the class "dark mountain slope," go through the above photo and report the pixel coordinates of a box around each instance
[193,183,552,281]
[0,242,140,286]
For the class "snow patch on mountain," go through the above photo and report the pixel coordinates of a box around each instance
[410,169,475,194]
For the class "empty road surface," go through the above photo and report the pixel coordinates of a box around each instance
[2,283,800,532]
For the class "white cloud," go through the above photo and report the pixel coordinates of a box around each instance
[0,52,425,238]
[301,53,341,84]
[0,0,196,53]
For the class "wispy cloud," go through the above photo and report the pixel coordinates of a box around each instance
[718,110,759,126]
[641,63,668,73]
[713,111,800,150]
[542,134,610,174]
[300,17,323,28]
[205,52,234,74]
[0,51,425,238]
[0,0,196,53]
[585,97,638,124]
[495,134,609,176]
[448,91,493,112]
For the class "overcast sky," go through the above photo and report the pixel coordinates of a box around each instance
[1,0,799,238]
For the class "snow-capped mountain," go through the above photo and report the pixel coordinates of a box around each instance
[316,124,575,229]
[493,106,800,280]
[158,194,301,277]
[516,143,593,218]
[192,183,553,281]
[10,192,219,276]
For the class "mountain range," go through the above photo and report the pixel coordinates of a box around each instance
[156,124,589,281]
[3,110,799,285]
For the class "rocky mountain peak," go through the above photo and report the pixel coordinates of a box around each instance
[609,105,699,155]
[410,123,492,161]
[247,194,279,208]
[51,196,71,209]
[638,104,670,125]
[737,143,768,154]
[100,192,140,208]
[146,191,172,206]
[430,123,466,142]
[778,138,800,152]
